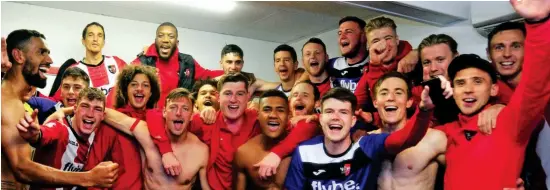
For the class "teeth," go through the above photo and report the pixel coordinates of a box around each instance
[501,62,513,66]
[204,101,213,106]
[295,105,305,110]
[385,106,398,111]
[228,105,238,109]
[83,120,93,124]
[268,121,279,125]
[464,98,476,102]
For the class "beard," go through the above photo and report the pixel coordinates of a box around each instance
[155,43,177,61]
[342,44,361,59]
[22,60,47,88]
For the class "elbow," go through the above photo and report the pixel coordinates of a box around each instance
[12,163,33,184]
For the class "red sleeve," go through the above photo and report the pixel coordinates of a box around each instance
[189,113,205,140]
[271,120,320,158]
[495,80,513,105]
[105,86,116,108]
[193,60,224,80]
[131,57,142,65]
[113,56,127,71]
[38,121,67,147]
[384,108,432,154]
[355,71,370,107]
[83,126,119,171]
[145,110,173,155]
[501,21,550,144]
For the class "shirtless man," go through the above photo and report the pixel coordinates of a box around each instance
[369,72,449,190]
[2,29,117,189]
[143,88,210,190]
[234,90,292,190]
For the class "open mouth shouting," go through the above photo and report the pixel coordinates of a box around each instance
[340,40,350,49]
[384,105,398,116]
[328,123,343,132]
[498,61,516,70]
[173,119,185,130]
[278,66,289,77]
[82,118,96,130]
[462,97,477,108]
[134,93,145,103]
[292,102,307,116]
[203,100,213,107]
[228,104,239,111]
[309,59,320,69]
[159,44,172,55]
[266,120,281,132]
[38,63,51,78]
[66,98,77,106]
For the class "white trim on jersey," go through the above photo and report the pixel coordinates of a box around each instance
[298,139,362,164]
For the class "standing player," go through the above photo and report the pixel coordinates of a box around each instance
[49,22,126,100]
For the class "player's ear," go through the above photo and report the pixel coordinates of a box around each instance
[406,98,413,109]
[490,83,499,97]
[351,115,357,127]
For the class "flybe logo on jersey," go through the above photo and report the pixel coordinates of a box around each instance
[63,162,83,172]
[337,79,358,92]
[311,180,360,190]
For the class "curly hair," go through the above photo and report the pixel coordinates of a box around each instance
[114,65,161,109]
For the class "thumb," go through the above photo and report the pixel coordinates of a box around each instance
[397,64,403,73]
[421,86,430,99]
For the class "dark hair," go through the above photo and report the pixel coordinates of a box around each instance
[274,44,297,63]
[221,44,243,58]
[487,22,526,50]
[448,54,498,84]
[157,22,178,36]
[418,34,458,60]
[82,22,105,40]
[294,80,321,101]
[339,16,366,30]
[372,72,413,99]
[217,73,249,92]
[78,87,106,109]
[165,88,195,107]
[302,37,327,55]
[114,65,161,109]
[192,78,218,100]
[6,29,46,64]
[62,67,91,87]
[321,87,357,111]
[260,89,289,106]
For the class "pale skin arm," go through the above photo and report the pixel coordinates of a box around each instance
[199,146,211,190]
[2,104,117,187]
[410,129,447,168]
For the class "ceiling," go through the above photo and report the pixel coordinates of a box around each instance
[17,1,467,43]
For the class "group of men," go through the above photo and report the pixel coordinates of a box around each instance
[1,0,550,189]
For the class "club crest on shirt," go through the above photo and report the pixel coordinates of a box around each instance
[44,122,56,128]
[184,68,190,77]
[343,163,351,176]
[108,65,116,74]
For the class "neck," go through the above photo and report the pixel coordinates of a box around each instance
[169,129,188,144]
[2,70,31,100]
[380,118,407,133]
[260,133,284,150]
[346,48,367,65]
[224,115,245,132]
[84,51,103,65]
[281,76,296,91]
[309,71,329,84]
[324,136,352,155]
[506,72,522,89]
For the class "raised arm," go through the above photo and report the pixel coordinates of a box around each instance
[502,2,550,144]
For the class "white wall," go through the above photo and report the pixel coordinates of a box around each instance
[1,2,281,95]
[289,14,489,67]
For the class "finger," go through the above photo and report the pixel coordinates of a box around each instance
[421,86,430,99]
[24,112,34,123]
[491,114,497,129]
[266,167,272,177]
[16,124,28,132]
[272,166,277,175]
[20,117,30,128]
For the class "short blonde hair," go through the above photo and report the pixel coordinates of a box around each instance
[365,16,397,34]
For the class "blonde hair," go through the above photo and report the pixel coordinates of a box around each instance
[365,16,397,34]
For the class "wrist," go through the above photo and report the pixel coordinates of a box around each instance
[525,14,550,24]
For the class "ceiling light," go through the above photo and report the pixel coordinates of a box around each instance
[175,0,236,13]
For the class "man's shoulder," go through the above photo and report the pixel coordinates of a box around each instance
[237,135,262,152]
[423,128,447,143]
[296,135,324,149]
